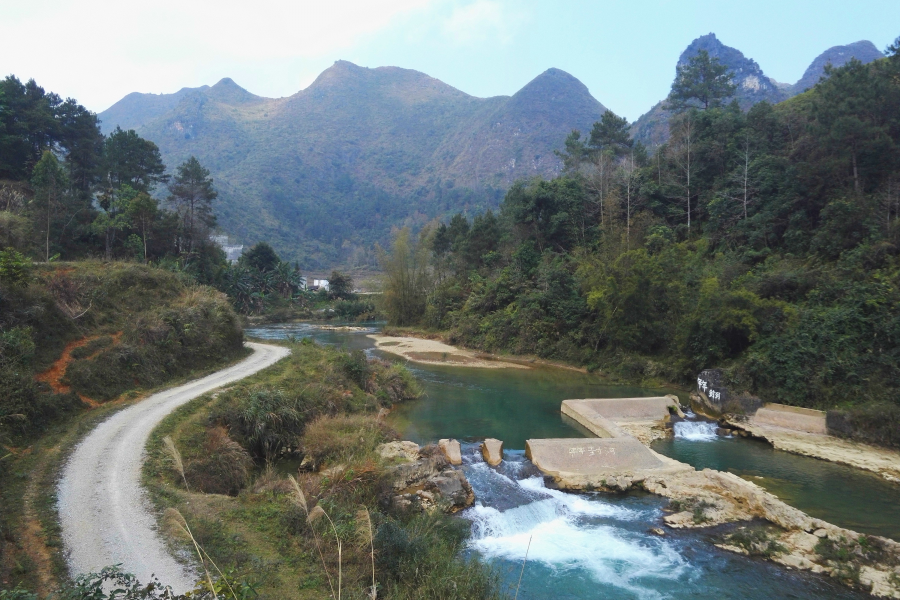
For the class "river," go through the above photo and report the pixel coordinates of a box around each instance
[247,323,895,599]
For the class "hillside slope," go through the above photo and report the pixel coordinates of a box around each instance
[99,63,607,268]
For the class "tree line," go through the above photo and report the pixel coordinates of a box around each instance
[0,75,327,315]
[379,38,900,444]
[0,75,226,273]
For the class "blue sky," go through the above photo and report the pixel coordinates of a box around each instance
[1,0,897,121]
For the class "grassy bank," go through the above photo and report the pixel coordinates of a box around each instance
[0,261,246,594]
[141,339,505,599]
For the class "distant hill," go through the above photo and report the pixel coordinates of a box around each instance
[99,63,607,268]
[632,34,884,146]
[791,40,883,94]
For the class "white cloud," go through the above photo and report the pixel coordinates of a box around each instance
[0,0,435,110]
[442,0,522,45]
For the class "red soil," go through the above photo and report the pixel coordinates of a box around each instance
[34,332,123,406]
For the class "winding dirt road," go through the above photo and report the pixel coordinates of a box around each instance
[58,342,290,592]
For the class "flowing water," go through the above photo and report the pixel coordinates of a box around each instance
[247,323,895,598]
[655,413,900,541]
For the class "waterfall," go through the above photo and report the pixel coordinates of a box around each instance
[673,420,719,441]
[461,462,686,598]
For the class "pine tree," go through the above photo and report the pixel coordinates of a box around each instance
[31,151,67,261]
[667,50,737,112]
[168,156,217,255]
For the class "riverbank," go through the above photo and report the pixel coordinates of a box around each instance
[726,417,900,483]
[369,334,530,369]
[537,443,900,598]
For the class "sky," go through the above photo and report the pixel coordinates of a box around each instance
[1,0,898,122]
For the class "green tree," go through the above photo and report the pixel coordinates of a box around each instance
[589,110,632,156]
[31,150,67,261]
[168,156,217,255]
[93,184,136,259]
[102,127,167,192]
[241,241,280,272]
[329,270,354,299]
[667,50,737,112]
[379,227,432,326]
[126,191,158,262]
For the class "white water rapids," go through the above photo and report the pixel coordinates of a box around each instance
[673,420,719,441]
[461,459,686,598]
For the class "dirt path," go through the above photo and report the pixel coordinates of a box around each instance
[57,342,290,593]
[35,332,123,406]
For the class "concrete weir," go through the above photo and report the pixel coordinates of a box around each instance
[561,396,680,438]
[526,437,666,475]
[528,396,687,483]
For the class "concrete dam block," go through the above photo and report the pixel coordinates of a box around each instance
[525,437,667,476]
[481,438,503,466]
[753,404,827,434]
[439,438,463,465]
[561,397,679,438]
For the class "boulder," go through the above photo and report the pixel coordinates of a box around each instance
[481,438,503,466]
[438,439,463,465]
[384,453,448,490]
[425,469,475,512]
[377,441,420,462]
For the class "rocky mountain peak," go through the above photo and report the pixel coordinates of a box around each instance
[793,40,884,93]
[678,33,785,106]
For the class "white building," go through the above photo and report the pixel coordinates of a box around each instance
[312,278,330,291]
[210,235,244,264]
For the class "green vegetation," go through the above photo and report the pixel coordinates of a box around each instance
[379,40,900,445]
[0,261,245,593]
[142,340,503,599]
[96,64,607,269]
[724,524,786,558]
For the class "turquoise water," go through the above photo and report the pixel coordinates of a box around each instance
[653,433,900,541]
[247,323,886,599]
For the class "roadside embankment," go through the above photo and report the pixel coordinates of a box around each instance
[57,342,290,593]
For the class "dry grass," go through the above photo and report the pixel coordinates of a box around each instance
[184,427,253,495]
[163,435,188,491]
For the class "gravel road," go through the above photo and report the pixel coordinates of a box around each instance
[58,342,290,592]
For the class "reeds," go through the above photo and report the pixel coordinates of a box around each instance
[356,507,376,599]
[289,474,340,600]
[163,435,188,490]
[514,535,532,600]
[165,508,240,599]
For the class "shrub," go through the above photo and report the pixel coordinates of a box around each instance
[232,388,304,461]
[185,427,253,495]
[827,402,900,448]
[300,414,392,466]
[375,511,503,600]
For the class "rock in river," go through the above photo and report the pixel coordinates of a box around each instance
[481,438,503,466]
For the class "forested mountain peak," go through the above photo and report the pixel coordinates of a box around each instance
[793,40,884,93]
[97,62,609,267]
[506,67,607,123]
[632,33,883,146]
[678,33,786,105]
[204,77,264,105]
[301,59,475,105]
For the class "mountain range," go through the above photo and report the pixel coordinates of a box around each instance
[99,35,884,268]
